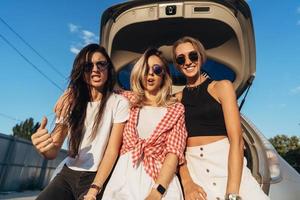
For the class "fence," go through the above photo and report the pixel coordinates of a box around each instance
[0,133,67,192]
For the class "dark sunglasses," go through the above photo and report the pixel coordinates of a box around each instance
[175,51,199,65]
[83,60,109,72]
[146,64,165,76]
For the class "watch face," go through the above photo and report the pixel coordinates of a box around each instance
[229,194,235,200]
[228,194,241,200]
[157,184,166,195]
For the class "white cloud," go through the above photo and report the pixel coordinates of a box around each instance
[70,46,80,54]
[297,20,300,26]
[81,30,98,45]
[69,23,79,33]
[297,6,300,14]
[290,86,300,95]
[68,23,99,54]
[82,30,95,38]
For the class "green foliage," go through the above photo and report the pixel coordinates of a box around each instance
[284,148,300,173]
[12,118,40,140]
[269,134,300,173]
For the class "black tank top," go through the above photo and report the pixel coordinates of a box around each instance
[182,78,227,137]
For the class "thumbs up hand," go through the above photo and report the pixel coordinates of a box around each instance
[31,117,55,154]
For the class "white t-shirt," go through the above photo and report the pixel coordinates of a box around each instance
[65,93,129,171]
[137,106,167,139]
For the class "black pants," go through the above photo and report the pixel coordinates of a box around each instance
[36,165,103,200]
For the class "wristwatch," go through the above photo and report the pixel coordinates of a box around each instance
[152,183,166,195]
[225,193,242,200]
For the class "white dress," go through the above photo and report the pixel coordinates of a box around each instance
[102,106,184,200]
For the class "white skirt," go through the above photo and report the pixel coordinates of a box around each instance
[102,152,183,200]
[185,138,270,200]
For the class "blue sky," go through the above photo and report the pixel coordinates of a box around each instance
[0,0,299,139]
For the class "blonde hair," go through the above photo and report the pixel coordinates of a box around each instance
[130,48,177,107]
[172,36,207,69]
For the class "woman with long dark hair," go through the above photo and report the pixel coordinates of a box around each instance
[31,43,129,200]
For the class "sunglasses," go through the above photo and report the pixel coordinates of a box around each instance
[145,64,165,76]
[83,60,109,72]
[175,51,199,65]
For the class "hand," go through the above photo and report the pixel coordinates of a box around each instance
[183,180,207,200]
[54,88,72,119]
[31,117,54,154]
[78,188,98,200]
[145,188,162,200]
[113,88,124,94]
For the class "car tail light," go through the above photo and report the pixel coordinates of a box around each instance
[241,115,282,183]
[265,149,281,182]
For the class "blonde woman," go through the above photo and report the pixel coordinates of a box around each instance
[173,36,270,200]
[102,48,187,200]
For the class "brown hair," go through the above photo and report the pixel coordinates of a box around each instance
[66,44,115,157]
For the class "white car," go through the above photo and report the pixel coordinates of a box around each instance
[98,0,300,199]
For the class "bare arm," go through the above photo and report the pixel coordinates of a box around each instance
[54,89,72,120]
[31,117,68,160]
[146,111,189,200]
[83,122,125,199]
[215,80,244,195]
[175,96,207,200]
[179,163,207,200]
[145,153,179,200]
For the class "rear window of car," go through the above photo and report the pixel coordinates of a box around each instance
[117,59,236,90]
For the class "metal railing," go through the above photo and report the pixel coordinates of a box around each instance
[0,133,67,192]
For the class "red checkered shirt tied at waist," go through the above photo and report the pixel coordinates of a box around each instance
[120,94,187,180]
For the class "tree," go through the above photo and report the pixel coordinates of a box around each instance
[12,118,40,140]
[284,148,300,173]
[269,134,300,173]
[269,134,300,156]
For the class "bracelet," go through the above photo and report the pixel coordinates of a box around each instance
[90,183,102,194]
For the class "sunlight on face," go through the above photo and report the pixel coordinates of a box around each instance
[175,42,201,79]
[84,52,108,91]
[142,55,165,95]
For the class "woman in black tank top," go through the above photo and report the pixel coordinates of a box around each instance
[172,37,269,200]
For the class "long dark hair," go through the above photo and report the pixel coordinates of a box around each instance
[66,44,115,157]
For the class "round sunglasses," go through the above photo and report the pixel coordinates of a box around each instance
[145,64,165,76]
[83,60,109,72]
[175,51,199,65]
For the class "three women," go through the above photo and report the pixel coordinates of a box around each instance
[36,37,270,200]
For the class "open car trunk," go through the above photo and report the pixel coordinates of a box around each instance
[100,0,256,97]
